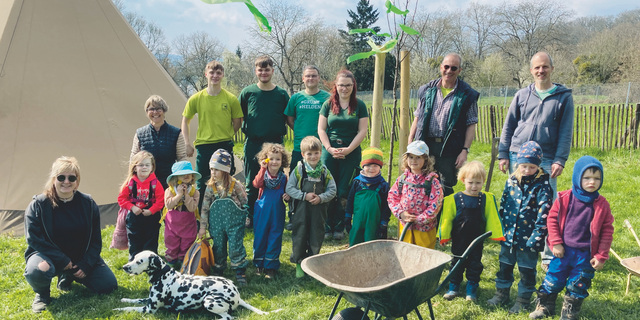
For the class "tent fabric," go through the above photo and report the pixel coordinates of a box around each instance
[0,0,189,236]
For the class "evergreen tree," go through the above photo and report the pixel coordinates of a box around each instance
[339,0,394,91]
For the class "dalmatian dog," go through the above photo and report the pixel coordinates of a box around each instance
[114,251,279,319]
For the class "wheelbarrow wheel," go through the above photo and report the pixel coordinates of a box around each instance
[331,307,371,320]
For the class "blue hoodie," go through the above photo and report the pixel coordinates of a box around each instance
[571,155,603,203]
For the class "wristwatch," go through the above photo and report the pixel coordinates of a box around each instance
[462,147,470,152]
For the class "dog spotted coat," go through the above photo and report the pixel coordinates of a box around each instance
[114,251,275,319]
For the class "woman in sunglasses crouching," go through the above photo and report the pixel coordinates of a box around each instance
[23,156,117,313]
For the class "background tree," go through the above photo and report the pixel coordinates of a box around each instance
[172,31,224,95]
[340,0,395,91]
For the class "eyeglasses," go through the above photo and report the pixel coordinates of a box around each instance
[56,175,77,182]
[136,163,152,168]
[443,65,459,71]
[146,107,163,112]
[337,84,353,88]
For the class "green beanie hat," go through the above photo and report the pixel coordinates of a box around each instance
[361,147,384,167]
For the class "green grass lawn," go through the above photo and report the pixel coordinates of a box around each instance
[3,142,640,319]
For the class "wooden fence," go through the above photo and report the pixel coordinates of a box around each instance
[234,103,640,151]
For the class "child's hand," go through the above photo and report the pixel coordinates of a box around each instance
[131,206,142,215]
[260,158,269,168]
[309,194,321,205]
[304,193,316,202]
[142,209,153,216]
[282,193,290,201]
[552,244,565,258]
[401,211,416,223]
[590,257,604,271]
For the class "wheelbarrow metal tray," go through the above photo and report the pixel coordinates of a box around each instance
[302,240,452,318]
[621,257,640,276]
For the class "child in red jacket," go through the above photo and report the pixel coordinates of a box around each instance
[117,151,165,261]
[530,156,614,320]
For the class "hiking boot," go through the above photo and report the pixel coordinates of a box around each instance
[324,232,332,241]
[57,274,73,292]
[559,294,584,320]
[32,293,51,313]
[509,295,531,314]
[443,283,460,300]
[296,264,305,278]
[333,231,344,240]
[235,270,248,287]
[466,280,479,302]
[529,290,558,319]
[264,269,277,279]
[487,287,510,307]
[255,267,264,276]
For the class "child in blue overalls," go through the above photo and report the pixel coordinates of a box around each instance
[198,149,249,286]
[438,160,504,302]
[252,143,290,279]
[344,147,391,246]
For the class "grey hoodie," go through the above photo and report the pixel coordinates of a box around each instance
[498,83,574,166]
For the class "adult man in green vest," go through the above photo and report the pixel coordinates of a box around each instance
[408,53,479,196]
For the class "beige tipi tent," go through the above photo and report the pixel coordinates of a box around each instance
[0,0,188,236]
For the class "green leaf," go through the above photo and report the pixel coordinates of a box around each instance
[347,51,376,64]
[349,28,376,34]
[399,24,420,35]
[200,0,271,33]
[385,0,409,15]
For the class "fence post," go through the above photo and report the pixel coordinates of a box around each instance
[634,104,640,149]
[626,82,631,108]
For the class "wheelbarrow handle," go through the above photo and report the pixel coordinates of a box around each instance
[435,231,493,295]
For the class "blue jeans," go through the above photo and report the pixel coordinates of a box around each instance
[24,252,117,295]
[509,151,556,265]
[540,247,595,299]
[496,246,539,297]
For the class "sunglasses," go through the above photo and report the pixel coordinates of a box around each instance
[57,175,77,182]
[443,65,459,71]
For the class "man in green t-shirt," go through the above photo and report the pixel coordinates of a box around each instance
[284,65,330,229]
[182,60,243,210]
[239,56,290,228]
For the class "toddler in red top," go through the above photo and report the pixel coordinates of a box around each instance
[530,156,614,320]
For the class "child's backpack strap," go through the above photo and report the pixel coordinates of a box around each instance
[228,179,236,195]
[398,173,432,195]
[128,179,137,199]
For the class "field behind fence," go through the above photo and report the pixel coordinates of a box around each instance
[233,103,640,151]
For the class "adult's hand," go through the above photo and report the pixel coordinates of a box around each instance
[73,268,86,279]
[186,144,195,158]
[550,163,564,178]
[499,159,509,173]
[455,150,468,169]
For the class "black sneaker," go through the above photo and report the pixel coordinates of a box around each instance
[32,293,51,313]
[57,275,73,292]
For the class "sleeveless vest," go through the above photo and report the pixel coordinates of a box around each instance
[136,122,181,187]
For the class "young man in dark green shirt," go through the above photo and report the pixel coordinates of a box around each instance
[239,56,290,228]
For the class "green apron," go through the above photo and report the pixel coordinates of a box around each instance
[349,185,382,246]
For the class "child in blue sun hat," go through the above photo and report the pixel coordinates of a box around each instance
[162,161,201,269]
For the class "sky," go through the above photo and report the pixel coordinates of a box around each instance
[121,0,640,53]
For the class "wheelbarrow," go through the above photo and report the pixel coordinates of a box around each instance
[302,222,492,320]
[610,219,640,295]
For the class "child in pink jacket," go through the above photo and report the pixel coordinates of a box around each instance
[388,141,443,249]
[529,155,614,320]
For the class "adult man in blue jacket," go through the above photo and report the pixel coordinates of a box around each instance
[498,51,575,272]
[498,51,574,196]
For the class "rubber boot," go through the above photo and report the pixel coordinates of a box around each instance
[529,290,557,319]
[487,287,510,307]
[559,294,584,320]
[443,282,460,300]
[509,294,532,314]
[296,264,305,278]
[466,280,479,301]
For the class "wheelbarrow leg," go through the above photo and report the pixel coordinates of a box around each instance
[627,273,631,295]
[426,299,433,320]
[361,302,371,320]
[328,292,344,320]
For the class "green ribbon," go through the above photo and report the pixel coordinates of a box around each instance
[200,0,271,33]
